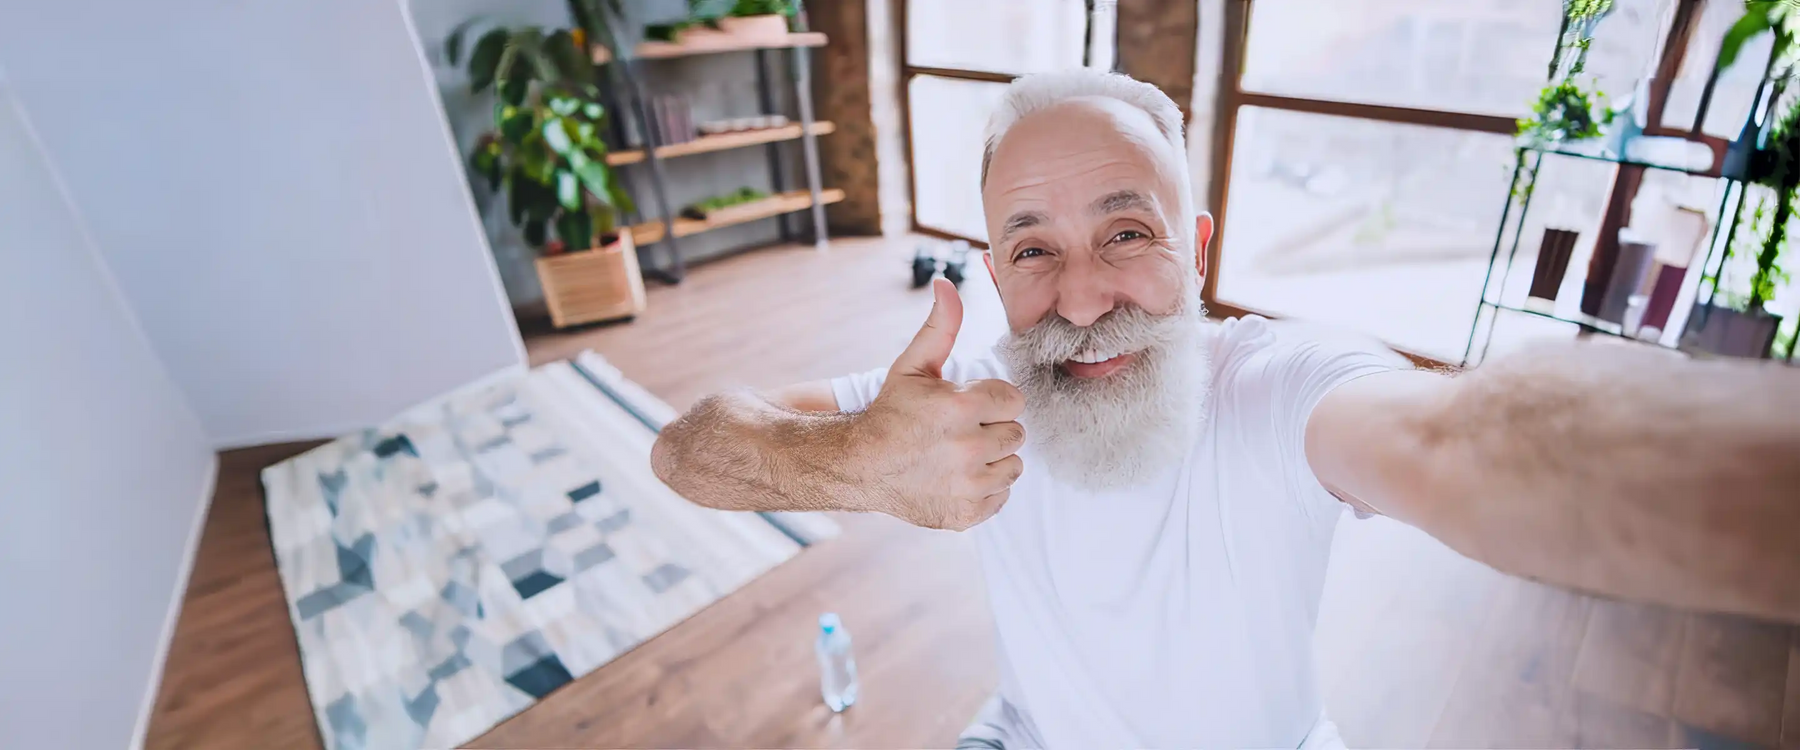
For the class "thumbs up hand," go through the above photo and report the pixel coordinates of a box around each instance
[855,279,1027,530]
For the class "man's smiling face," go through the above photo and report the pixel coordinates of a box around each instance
[981,94,1217,490]
[980,95,1203,379]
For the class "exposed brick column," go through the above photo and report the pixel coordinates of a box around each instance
[1115,0,1201,123]
[807,1,882,235]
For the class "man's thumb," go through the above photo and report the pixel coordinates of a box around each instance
[892,277,963,379]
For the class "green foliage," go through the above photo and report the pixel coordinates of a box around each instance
[1566,0,1613,17]
[1713,1,1799,79]
[1517,79,1614,144]
[682,187,770,218]
[1518,1,1616,144]
[647,0,795,40]
[728,0,799,17]
[1721,187,1795,314]
[449,14,634,254]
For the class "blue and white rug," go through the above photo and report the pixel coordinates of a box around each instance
[262,352,837,750]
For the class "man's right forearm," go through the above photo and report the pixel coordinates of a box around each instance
[651,390,883,514]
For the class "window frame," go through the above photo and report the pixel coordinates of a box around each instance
[896,0,1109,246]
[1202,0,1712,349]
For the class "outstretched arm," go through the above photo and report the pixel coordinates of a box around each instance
[1308,341,1800,622]
[652,280,1027,530]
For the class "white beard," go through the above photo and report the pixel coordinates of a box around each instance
[997,290,1212,491]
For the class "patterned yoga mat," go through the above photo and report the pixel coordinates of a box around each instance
[262,352,837,750]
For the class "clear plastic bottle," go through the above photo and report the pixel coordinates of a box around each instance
[815,613,859,712]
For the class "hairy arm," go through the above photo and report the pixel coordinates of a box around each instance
[652,280,1027,530]
[650,382,883,514]
[1309,341,1800,622]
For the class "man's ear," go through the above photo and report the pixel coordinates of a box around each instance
[1195,212,1215,278]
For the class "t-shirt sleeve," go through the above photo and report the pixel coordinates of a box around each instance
[830,367,888,413]
[1246,329,1399,522]
[829,354,1004,413]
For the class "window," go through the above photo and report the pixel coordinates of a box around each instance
[1208,0,1699,362]
[901,0,1116,243]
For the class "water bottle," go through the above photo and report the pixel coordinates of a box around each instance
[815,613,859,712]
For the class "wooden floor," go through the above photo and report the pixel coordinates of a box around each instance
[146,236,1800,749]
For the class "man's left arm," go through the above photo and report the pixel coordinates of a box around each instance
[1306,341,1800,622]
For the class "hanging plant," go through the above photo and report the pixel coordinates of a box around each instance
[1518,80,1615,144]
[1516,0,1617,146]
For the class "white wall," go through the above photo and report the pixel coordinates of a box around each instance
[0,0,527,447]
[0,76,218,750]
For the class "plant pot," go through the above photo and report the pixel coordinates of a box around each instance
[717,14,790,42]
[1685,304,1782,359]
[535,232,646,328]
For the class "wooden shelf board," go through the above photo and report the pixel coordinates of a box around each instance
[606,122,837,166]
[629,188,845,246]
[593,32,827,63]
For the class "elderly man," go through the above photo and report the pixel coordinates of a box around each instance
[651,70,1800,748]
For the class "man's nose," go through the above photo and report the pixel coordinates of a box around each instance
[1054,255,1118,327]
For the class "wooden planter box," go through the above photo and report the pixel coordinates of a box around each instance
[535,232,646,328]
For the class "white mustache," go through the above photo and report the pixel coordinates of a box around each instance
[1002,304,1192,368]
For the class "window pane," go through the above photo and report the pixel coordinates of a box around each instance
[1659,0,1774,137]
[906,0,1087,75]
[909,75,1007,241]
[1215,107,1621,360]
[1241,0,1668,117]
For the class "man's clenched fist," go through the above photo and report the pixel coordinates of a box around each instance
[852,278,1026,530]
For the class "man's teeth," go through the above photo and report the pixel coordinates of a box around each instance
[1069,348,1124,364]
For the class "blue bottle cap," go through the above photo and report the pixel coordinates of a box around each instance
[819,612,841,634]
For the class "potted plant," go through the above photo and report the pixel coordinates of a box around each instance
[1516,0,1616,147]
[646,0,796,45]
[716,0,797,41]
[449,13,647,327]
[1693,194,1789,358]
[1690,112,1793,357]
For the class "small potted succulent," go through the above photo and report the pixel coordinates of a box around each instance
[716,0,797,41]
[646,0,797,45]
[451,17,646,327]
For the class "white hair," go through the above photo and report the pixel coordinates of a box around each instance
[980,69,1196,233]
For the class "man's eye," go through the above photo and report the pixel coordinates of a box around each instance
[1111,230,1147,243]
[1016,247,1047,259]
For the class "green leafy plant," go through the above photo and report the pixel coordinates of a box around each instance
[646,0,796,41]
[1517,0,1616,145]
[728,0,799,17]
[448,4,634,254]
[1711,1,1799,81]
[681,187,770,219]
[1518,80,1615,144]
[1721,98,1795,316]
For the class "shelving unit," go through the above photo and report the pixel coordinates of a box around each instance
[1463,143,1734,367]
[604,121,836,166]
[628,188,844,245]
[593,32,826,62]
[592,5,832,284]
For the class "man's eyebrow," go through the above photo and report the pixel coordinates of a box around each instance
[999,211,1048,242]
[1090,190,1153,215]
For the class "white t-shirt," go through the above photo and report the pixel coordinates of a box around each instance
[831,316,1395,749]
